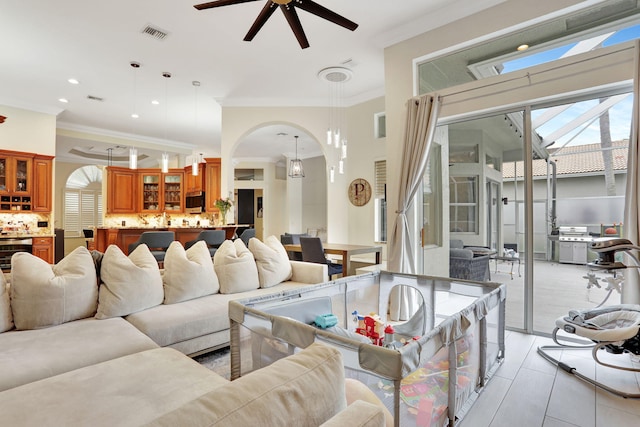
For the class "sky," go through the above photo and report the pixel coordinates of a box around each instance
[500,24,640,147]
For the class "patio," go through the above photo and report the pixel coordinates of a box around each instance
[493,258,622,333]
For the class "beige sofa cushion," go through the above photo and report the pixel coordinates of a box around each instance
[10,246,98,330]
[163,241,219,304]
[0,273,13,332]
[96,244,163,319]
[148,342,348,426]
[0,348,229,427]
[213,239,259,294]
[249,235,292,288]
[0,317,158,392]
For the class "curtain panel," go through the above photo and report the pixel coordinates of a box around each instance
[388,94,441,274]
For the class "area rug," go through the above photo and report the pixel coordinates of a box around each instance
[192,347,231,380]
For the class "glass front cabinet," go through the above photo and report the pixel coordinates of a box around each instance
[0,151,40,212]
[139,170,183,213]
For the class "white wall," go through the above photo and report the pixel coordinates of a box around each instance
[221,106,350,244]
[0,105,56,156]
[300,156,327,235]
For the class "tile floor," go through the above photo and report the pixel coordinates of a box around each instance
[459,330,640,427]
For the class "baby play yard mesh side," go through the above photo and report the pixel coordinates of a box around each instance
[229,271,506,427]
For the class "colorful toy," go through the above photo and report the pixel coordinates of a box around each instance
[353,311,385,346]
[314,313,338,329]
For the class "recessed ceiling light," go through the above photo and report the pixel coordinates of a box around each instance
[151,100,160,105]
[131,113,139,119]
[68,78,80,85]
[58,98,69,103]
[517,44,529,51]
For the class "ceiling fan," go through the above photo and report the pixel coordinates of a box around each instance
[194,0,358,49]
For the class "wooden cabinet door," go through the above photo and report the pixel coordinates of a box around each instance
[107,167,138,213]
[184,163,205,194]
[205,158,222,212]
[140,171,162,213]
[163,171,183,212]
[32,236,54,264]
[32,156,53,212]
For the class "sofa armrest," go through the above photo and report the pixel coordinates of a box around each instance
[320,400,386,427]
[289,260,328,283]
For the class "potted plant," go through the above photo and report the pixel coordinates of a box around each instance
[214,197,233,225]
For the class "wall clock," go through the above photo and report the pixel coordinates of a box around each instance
[348,178,372,206]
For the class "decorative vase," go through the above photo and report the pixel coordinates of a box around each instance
[219,208,228,226]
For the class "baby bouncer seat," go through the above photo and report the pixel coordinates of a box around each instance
[537,238,640,398]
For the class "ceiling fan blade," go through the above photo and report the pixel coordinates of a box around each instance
[243,1,278,41]
[281,5,310,49]
[295,0,358,31]
[194,0,260,11]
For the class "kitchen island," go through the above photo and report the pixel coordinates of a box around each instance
[94,225,248,254]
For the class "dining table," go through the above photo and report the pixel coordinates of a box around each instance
[283,242,382,276]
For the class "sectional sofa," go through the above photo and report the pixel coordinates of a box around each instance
[0,236,386,425]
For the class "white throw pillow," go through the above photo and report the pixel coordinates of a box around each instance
[10,246,98,330]
[0,273,13,332]
[249,235,292,288]
[163,241,219,304]
[96,244,163,319]
[213,239,259,294]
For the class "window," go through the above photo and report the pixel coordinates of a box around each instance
[449,144,479,163]
[423,144,442,246]
[64,190,103,237]
[449,176,478,233]
[64,166,103,237]
[374,112,386,139]
[374,160,387,243]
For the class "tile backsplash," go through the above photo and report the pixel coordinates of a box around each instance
[0,213,52,235]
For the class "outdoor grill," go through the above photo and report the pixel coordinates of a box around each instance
[558,226,592,264]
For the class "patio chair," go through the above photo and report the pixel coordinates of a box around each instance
[300,236,342,279]
[449,247,490,281]
[184,229,226,257]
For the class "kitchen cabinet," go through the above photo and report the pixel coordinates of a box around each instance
[107,167,138,214]
[139,170,184,213]
[0,150,53,213]
[140,171,161,213]
[184,163,205,194]
[163,172,183,212]
[32,236,54,264]
[32,156,53,212]
[204,158,222,212]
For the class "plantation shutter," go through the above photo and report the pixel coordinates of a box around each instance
[64,190,81,236]
[374,160,386,198]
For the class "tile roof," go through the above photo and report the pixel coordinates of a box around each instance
[502,139,629,179]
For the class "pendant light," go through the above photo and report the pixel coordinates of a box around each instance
[318,66,352,182]
[129,147,138,169]
[161,71,172,173]
[288,136,305,178]
[191,81,202,177]
[161,153,169,173]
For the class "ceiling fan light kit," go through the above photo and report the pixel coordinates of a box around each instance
[194,0,358,49]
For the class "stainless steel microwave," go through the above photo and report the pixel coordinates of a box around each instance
[185,191,205,214]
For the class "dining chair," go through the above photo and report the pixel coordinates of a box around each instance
[184,229,226,257]
[127,231,175,266]
[299,236,342,278]
[280,234,303,261]
[239,228,256,246]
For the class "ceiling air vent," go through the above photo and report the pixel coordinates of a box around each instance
[141,24,169,41]
[86,95,104,102]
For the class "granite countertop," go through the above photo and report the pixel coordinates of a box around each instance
[0,233,54,239]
